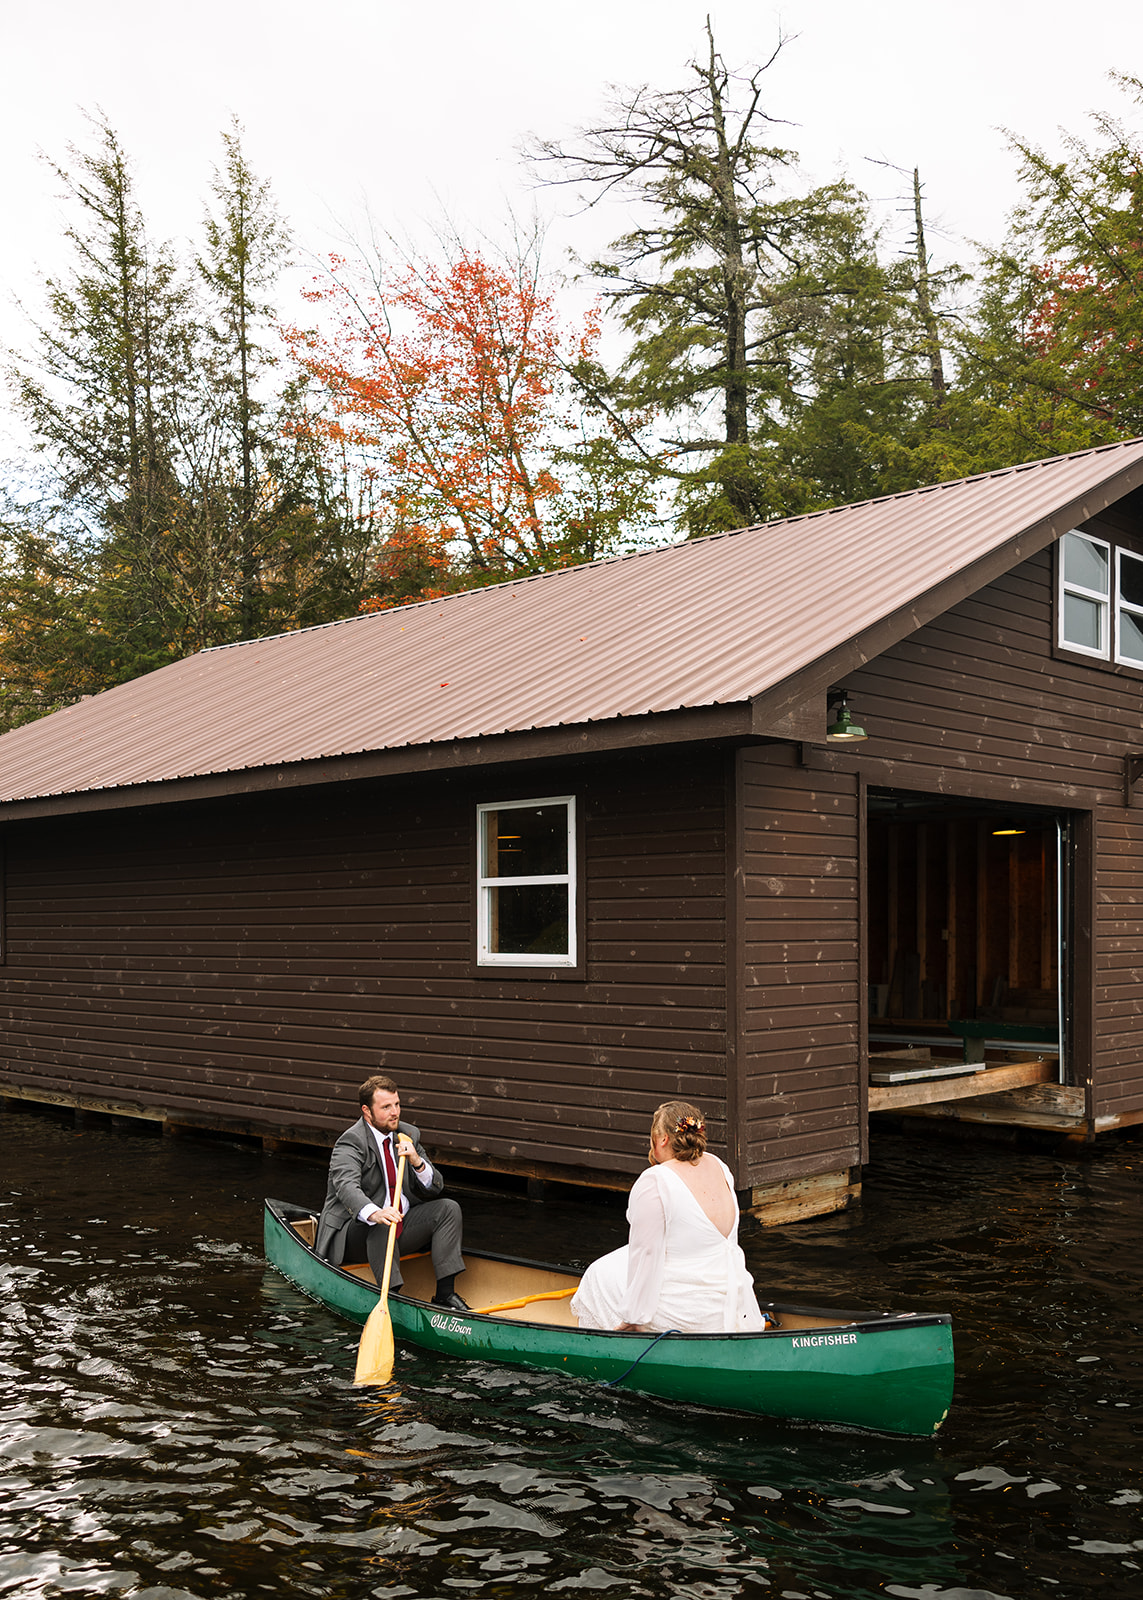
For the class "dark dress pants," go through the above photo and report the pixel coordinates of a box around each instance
[341,1197,464,1293]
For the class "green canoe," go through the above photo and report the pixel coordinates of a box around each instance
[264,1198,954,1436]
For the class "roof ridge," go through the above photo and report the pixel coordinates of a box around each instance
[730,433,1143,534]
[199,432,1143,657]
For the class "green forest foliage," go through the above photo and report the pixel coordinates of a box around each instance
[1,116,377,729]
[2,57,1142,732]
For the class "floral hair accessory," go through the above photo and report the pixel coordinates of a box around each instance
[676,1115,704,1135]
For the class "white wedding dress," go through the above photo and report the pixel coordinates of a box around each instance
[571,1157,765,1334]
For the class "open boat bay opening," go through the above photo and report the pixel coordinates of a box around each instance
[866,789,1070,1112]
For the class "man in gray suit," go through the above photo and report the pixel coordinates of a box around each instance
[315,1073,467,1311]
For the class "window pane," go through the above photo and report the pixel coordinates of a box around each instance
[489,884,569,955]
[1121,552,1143,608]
[484,804,568,878]
[1063,533,1108,594]
[1120,609,1143,665]
[1063,592,1104,652]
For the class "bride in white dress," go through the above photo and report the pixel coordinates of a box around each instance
[571,1101,766,1334]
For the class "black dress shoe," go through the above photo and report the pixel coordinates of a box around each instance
[431,1291,470,1312]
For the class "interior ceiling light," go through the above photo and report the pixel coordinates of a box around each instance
[825,690,868,743]
[992,828,1026,836]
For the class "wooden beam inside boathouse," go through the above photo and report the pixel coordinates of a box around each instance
[868,1056,1056,1112]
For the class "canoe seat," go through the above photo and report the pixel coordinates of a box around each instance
[290,1217,317,1248]
[322,1251,585,1326]
[337,1250,432,1288]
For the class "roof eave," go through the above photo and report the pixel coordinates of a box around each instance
[0,701,761,823]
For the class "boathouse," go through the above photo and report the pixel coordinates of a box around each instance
[3,439,1143,1221]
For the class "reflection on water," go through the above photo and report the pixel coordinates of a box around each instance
[2,1106,1142,1599]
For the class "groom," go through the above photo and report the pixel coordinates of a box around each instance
[315,1074,468,1311]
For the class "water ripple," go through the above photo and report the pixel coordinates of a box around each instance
[3,1110,1143,1599]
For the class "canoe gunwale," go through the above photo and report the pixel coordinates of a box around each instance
[263,1197,951,1341]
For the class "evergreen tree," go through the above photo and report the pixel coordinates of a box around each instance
[952,74,1143,467]
[533,20,814,531]
[11,114,196,680]
[535,24,960,532]
[761,173,973,510]
[0,119,380,729]
[197,119,293,637]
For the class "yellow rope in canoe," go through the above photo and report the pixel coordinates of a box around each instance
[474,1287,578,1315]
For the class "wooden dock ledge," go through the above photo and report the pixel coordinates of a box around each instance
[868,1057,1056,1113]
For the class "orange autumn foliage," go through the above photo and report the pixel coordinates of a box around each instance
[285,248,611,606]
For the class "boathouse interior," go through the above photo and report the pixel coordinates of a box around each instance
[865,790,1065,1109]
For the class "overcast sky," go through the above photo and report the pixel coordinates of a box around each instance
[2,0,1139,415]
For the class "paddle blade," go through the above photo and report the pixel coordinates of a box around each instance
[354,1299,394,1385]
[353,1155,406,1386]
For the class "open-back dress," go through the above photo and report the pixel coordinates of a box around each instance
[571,1157,765,1334]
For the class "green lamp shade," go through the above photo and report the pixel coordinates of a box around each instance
[826,704,867,742]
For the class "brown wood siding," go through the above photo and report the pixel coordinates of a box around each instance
[736,748,861,1186]
[0,750,729,1183]
[1092,812,1143,1115]
[841,536,1143,1124]
[8,510,1143,1181]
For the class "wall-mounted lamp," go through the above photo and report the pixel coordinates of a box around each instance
[1125,753,1143,807]
[826,689,868,743]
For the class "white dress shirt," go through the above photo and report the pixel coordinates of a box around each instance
[357,1126,435,1224]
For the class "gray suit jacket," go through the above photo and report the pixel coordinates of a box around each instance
[315,1117,444,1265]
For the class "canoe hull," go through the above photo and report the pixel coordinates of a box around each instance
[264,1198,953,1436]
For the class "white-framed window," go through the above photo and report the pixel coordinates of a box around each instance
[1059,530,1110,659]
[1116,548,1143,667]
[476,796,577,967]
[1058,529,1143,667]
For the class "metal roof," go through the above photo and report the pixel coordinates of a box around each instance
[3,436,1143,806]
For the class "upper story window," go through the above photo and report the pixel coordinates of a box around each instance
[1116,548,1143,666]
[476,796,576,967]
[1059,530,1109,657]
[1058,529,1143,667]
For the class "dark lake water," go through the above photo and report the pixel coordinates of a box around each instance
[2,1104,1142,1600]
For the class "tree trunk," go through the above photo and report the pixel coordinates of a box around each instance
[703,21,751,521]
[913,168,947,409]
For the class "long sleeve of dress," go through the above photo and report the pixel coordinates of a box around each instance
[622,1170,668,1326]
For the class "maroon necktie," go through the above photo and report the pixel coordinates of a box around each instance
[383,1135,404,1238]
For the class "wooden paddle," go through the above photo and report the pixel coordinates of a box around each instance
[474,1287,578,1315]
[353,1147,406,1385]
